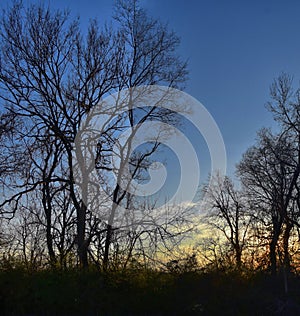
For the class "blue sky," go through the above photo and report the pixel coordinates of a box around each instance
[145,0,300,176]
[5,0,300,195]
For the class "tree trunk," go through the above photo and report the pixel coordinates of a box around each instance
[235,247,242,269]
[43,182,57,267]
[103,224,113,271]
[283,221,292,273]
[103,183,120,271]
[46,216,56,266]
[77,202,88,268]
[282,221,292,296]
[269,223,281,275]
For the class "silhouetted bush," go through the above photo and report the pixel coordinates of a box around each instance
[0,263,300,315]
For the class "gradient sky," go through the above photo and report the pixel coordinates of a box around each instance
[5,0,300,186]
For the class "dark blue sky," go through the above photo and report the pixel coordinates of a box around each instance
[13,0,300,176]
[145,0,300,175]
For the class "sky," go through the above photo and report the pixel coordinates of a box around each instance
[17,0,300,172]
[145,0,300,175]
[150,0,300,175]
[4,0,300,203]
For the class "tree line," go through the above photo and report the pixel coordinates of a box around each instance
[203,74,300,279]
[0,0,300,280]
[0,0,190,270]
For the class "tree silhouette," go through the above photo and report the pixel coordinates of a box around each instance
[0,0,187,268]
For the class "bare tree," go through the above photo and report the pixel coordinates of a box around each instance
[237,125,298,276]
[0,0,187,268]
[235,73,300,291]
[203,174,251,269]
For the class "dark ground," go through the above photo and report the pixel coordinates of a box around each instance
[0,267,300,315]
